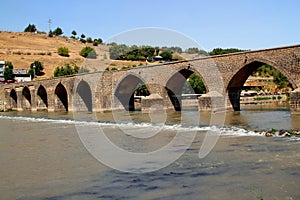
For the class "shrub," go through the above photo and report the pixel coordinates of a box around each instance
[53,64,81,77]
[29,61,44,76]
[24,24,37,32]
[80,46,97,59]
[86,37,93,43]
[53,27,63,36]
[58,47,69,57]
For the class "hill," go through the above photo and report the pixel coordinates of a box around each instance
[0,31,112,78]
[0,31,200,79]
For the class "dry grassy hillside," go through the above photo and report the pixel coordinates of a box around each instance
[0,31,112,78]
[0,31,195,79]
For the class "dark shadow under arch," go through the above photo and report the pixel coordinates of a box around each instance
[22,86,31,109]
[76,80,92,112]
[10,89,17,109]
[37,85,48,108]
[115,74,149,111]
[55,83,68,111]
[166,68,206,111]
[227,61,294,111]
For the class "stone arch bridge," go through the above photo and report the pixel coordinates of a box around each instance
[1,44,300,114]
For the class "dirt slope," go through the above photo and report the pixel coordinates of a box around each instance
[0,31,112,78]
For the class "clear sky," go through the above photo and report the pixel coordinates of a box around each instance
[1,0,300,51]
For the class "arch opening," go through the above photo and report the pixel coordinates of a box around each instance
[22,86,31,109]
[55,83,68,111]
[10,89,17,109]
[37,85,48,110]
[166,68,207,111]
[115,74,150,111]
[227,61,293,111]
[76,80,93,112]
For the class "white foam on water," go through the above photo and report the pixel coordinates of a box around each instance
[0,115,299,141]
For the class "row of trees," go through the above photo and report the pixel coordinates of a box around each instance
[53,64,89,77]
[109,44,176,61]
[24,24,103,46]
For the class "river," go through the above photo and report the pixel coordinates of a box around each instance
[0,104,299,199]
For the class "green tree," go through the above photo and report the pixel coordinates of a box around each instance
[5,61,13,69]
[159,51,172,61]
[71,30,77,38]
[24,24,37,32]
[135,84,150,96]
[53,27,63,36]
[4,61,14,81]
[4,67,15,81]
[29,61,44,76]
[93,38,103,46]
[80,46,97,59]
[183,73,206,94]
[48,30,54,37]
[86,37,93,43]
[54,64,83,77]
[209,48,244,55]
[273,71,288,89]
[57,46,69,57]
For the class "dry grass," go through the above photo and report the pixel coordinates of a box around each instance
[0,31,111,78]
[0,31,193,78]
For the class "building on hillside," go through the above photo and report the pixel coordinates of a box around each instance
[0,61,5,83]
[13,69,31,82]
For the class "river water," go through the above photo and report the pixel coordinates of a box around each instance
[0,104,300,200]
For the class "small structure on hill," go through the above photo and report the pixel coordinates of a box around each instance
[13,69,31,82]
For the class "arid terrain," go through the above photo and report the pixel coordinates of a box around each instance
[0,31,201,79]
[0,31,143,79]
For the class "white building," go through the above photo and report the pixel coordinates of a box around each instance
[13,69,31,82]
[0,61,5,82]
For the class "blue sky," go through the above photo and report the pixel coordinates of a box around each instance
[1,0,300,51]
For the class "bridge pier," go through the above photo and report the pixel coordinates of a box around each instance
[15,87,23,111]
[290,88,300,114]
[141,94,164,113]
[198,91,226,112]
[227,88,241,111]
[29,86,37,112]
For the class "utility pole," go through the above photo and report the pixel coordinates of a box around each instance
[48,19,52,31]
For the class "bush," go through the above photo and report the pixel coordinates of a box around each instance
[86,37,93,43]
[29,61,44,76]
[24,24,37,32]
[53,64,81,77]
[159,51,172,61]
[58,47,69,57]
[80,46,97,59]
[53,27,63,36]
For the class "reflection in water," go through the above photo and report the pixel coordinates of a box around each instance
[0,104,299,199]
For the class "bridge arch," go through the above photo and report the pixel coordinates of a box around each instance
[75,80,93,112]
[227,58,296,111]
[10,89,17,109]
[22,86,31,110]
[37,85,48,110]
[166,67,207,111]
[114,73,150,111]
[54,82,68,111]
